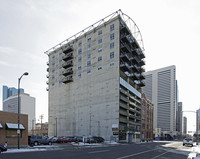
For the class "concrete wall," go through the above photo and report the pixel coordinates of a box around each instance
[48,17,120,140]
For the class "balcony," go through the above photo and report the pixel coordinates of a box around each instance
[46,81,49,85]
[63,46,73,54]
[132,64,140,72]
[138,80,145,87]
[47,68,49,72]
[119,110,128,116]
[62,69,73,76]
[62,53,73,61]
[120,102,128,109]
[140,73,145,80]
[120,25,130,34]
[120,88,128,96]
[46,74,49,78]
[120,63,129,72]
[139,67,145,73]
[62,61,73,69]
[62,76,73,83]
[121,34,132,44]
[120,95,129,103]
[120,53,130,62]
[46,61,49,66]
[131,56,140,64]
[139,60,145,66]
[120,42,131,53]
[119,117,128,123]
[129,73,140,80]
[46,87,49,91]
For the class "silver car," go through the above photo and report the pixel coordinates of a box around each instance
[183,138,193,147]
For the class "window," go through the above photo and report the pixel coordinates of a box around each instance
[78,41,82,47]
[88,44,91,50]
[78,56,82,62]
[52,82,55,86]
[59,80,62,84]
[98,39,102,44]
[78,73,81,78]
[59,58,62,63]
[110,62,114,67]
[98,56,102,61]
[88,53,91,59]
[110,24,114,31]
[98,48,102,52]
[110,52,114,58]
[110,33,114,40]
[98,30,102,35]
[87,61,91,67]
[98,66,102,70]
[78,66,81,70]
[52,55,55,59]
[52,75,55,80]
[88,37,92,42]
[78,48,82,55]
[110,42,114,49]
[87,69,91,74]
[52,69,55,73]
[59,52,62,56]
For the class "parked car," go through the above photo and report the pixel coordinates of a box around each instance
[85,136,105,143]
[57,137,72,143]
[49,137,58,143]
[183,138,193,147]
[28,136,52,146]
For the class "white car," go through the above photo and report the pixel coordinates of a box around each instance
[183,138,193,147]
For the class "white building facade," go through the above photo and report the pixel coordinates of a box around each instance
[3,93,36,133]
[142,66,177,135]
[46,10,145,142]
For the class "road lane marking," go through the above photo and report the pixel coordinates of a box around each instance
[151,151,169,159]
[116,149,157,159]
[88,150,110,154]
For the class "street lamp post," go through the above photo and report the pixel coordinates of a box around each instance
[18,72,28,149]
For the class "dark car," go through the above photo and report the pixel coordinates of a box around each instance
[28,136,52,146]
[86,136,105,143]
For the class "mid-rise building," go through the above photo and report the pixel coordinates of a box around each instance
[177,102,183,134]
[45,10,145,143]
[2,85,24,101]
[3,93,36,133]
[196,109,200,135]
[183,116,187,135]
[142,65,177,136]
[141,93,153,142]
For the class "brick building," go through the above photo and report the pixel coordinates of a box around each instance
[141,93,154,141]
[0,111,28,148]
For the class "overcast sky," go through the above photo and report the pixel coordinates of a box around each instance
[0,0,200,132]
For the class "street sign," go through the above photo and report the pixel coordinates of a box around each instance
[17,130,20,134]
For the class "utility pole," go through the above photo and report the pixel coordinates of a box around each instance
[39,114,44,135]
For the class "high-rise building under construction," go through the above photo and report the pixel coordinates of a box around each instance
[45,10,145,142]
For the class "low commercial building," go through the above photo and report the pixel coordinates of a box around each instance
[0,111,28,148]
[141,93,154,141]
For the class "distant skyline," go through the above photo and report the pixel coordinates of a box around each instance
[0,0,200,131]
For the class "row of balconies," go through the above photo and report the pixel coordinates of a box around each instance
[119,116,141,125]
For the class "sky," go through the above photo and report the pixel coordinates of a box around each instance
[0,0,200,132]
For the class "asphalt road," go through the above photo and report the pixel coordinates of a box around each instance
[1,142,189,159]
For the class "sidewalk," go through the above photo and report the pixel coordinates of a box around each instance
[2,141,119,153]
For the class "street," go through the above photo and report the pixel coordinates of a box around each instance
[1,141,190,159]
